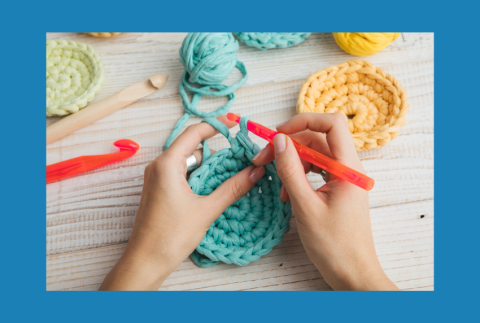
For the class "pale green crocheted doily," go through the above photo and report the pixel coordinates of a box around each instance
[46,39,105,117]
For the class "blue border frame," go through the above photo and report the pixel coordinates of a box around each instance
[2,0,476,321]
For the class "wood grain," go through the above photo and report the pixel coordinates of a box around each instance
[46,33,433,127]
[47,199,433,291]
[46,32,434,291]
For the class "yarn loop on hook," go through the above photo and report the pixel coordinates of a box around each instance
[188,117,292,267]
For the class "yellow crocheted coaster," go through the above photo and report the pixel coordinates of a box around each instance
[46,39,105,117]
[297,60,409,151]
[86,32,122,37]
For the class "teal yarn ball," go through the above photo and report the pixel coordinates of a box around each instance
[165,33,248,149]
[180,33,238,85]
[234,32,311,50]
[188,117,292,267]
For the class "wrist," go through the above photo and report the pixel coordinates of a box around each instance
[99,242,186,291]
[99,252,169,291]
[341,269,397,291]
[325,261,398,291]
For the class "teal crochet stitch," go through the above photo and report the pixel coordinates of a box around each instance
[234,32,311,50]
[165,33,248,149]
[188,117,292,267]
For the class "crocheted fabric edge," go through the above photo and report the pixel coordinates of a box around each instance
[188,117,292,267]
[46,39,105,117]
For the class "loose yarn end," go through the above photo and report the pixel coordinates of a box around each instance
[165,33,248,149]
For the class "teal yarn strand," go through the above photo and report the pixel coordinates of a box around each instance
[165,34,291,268]
[234,32,311,50]
[165,33,248,149]
[188,117,292,267]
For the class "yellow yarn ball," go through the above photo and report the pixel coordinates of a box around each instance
[86,32,122,37]
[333,33,400,56]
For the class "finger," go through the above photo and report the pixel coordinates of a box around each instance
[185,148,217,180]
[290,131,332,158]
[166,114,238,159]
[276,113,359,166]
[252,142,313,174]
[288,132,332,175]
[253,132,333,176]
[191,148,216,166]
[207,165,266,217]
[252,143,274,166]
[280,184,290,203]
[273,134,317,205]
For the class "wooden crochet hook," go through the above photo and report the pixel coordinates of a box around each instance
[46,74,169,145]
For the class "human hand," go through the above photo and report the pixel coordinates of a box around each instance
[100,115,266,290]
[252,113,398,291]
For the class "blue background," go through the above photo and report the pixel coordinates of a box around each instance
[1,0,476,321]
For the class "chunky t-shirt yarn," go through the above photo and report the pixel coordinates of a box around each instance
[86,32,122,37]
[333,33,400,56]
[164,33,248,148]
[46,40,105,117]
[234,32,311,50]
[296,60,409,151]
[188,117,292,267]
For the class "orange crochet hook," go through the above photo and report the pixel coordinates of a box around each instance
[227,113,374,191]
[46,139,139,184]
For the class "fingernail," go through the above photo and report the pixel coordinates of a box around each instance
[280,185,286,199]
[252,148,266,161]
[276,121,287,128]
[274,134,286,156]
[249,166,265,184]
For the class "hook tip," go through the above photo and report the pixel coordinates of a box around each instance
[113,139,140,152]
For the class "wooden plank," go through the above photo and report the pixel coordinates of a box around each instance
[47,199,433,291]
[46,32,433,127]
[46,32,434,291]
[46,52,433,153]
[46,60,433,255]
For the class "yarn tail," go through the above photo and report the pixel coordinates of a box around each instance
[164,112,191,149]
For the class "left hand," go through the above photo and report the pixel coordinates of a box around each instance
[100,115,266,290]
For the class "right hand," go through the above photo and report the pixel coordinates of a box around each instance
[252,113,398,291]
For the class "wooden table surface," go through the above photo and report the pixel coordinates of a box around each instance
[46,33,434,291]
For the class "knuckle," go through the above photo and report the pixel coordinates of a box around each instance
[150,157,169,177]
[150,159,162,173]
[184,124,195,132]
[144,163,151,177]
[185,124,201,136]
[277,161,297,181]
[230,181,246,201]
[166,151,184,165]
[332,112,346,125]
[159,150,179,166]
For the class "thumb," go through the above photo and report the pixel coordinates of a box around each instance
[273,134,316,204]
[207,165,266,217]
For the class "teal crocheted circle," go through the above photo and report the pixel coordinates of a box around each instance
[234,32,311,50]
[165,33,248,149]
[188,117,292,268]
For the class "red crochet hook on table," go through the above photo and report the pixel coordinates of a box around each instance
[227,113,374,191]
[46,139,140,184]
